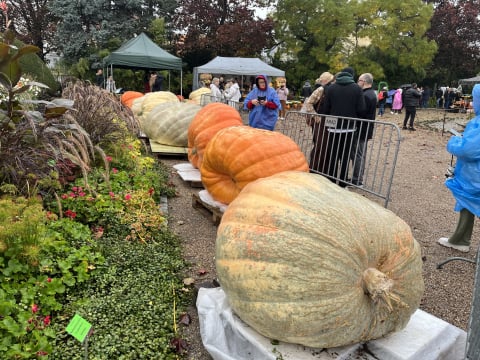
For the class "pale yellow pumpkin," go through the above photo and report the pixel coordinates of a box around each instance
[216,171,424,348]
[142,102,201,146]
[188,87,211,105]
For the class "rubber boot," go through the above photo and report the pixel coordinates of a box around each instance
[448,208,475,246]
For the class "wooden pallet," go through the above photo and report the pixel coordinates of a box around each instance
[192,191,226,225]
[173,163,203,188]
[150,141,188,156]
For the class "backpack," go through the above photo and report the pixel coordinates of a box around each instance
[377,91,385,101]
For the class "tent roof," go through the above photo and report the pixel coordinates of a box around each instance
[195,56,285,77]
[103,33,182,71]
[459,75,480,85]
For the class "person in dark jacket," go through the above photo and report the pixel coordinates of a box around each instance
[350,73,377,186]
[152,72,164,91]
[402,83,422,130]
[301,80,313,98]
[322,66,366,187]
[377,86,388,116]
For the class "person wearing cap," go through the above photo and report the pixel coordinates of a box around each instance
[304,72,335,173]
[322,66,366,187]
[378,86,388,117]
[243,74,281,130]
[301,80,313,98]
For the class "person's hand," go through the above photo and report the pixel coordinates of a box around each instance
[258,99,265,106]
[252,99,260,106]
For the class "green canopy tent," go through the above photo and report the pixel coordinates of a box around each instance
[103,32,183,94]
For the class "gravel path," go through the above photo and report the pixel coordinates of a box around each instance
[160,109,479,359]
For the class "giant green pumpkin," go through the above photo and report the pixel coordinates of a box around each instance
[216,171,424,348]
[142,102,201,146]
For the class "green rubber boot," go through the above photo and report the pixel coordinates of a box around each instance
[448,208,475,246]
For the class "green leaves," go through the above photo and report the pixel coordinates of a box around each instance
[275,0,436,84]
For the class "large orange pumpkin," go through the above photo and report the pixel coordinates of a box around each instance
[187,103,243,169]
[121,91,144,108]
[200,126,309,204]
[216,171,424,348]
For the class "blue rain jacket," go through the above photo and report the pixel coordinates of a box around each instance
[445,84,480,216]
[243,75,281,130]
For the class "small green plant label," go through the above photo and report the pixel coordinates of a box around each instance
[66,314,92,343]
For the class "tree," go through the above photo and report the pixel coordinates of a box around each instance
[426,0,480,86]
[274,0,437,87]
[49,0,178,65]
[173,0,275,70]
[1,0,58,61]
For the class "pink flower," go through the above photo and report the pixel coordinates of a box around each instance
[61,194,68,199]
[112,168,118,174]
[105,156,113,162]
[124,193,132,201]
[64,210,77,219]
[36,351,48,357]
[78,191,86,197]
[47,278,52,283]
[72,186,78,192]
[69,192,76,198]
[43,315,51,326]
[31,304,39,313]
[148,188,154,196]
[109,192,115,199]
[0,2,8,13]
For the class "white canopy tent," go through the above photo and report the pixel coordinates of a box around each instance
[192,56,285,90]
[459,75,480,86]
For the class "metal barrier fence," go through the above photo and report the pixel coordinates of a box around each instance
[200,94,249,124]
[414,107,473,136]
[277,111,401,208]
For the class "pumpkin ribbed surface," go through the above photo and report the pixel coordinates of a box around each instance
[200,126,309,204]
[121,91,144,108]
[187,103,243,169]
[142,102,201,146]
[216,171,424,348]
[189,87,211,104]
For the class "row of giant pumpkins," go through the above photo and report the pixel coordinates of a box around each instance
[121,90,424,349]
[121,90,309,204]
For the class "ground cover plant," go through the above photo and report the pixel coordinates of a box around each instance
[0,22,193,358]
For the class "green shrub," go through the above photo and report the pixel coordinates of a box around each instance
[0,196,104,359]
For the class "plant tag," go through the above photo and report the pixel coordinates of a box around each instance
[66,314,92,343]
[325,116,338,127]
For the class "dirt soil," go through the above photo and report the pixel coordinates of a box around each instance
[160,108,479,360]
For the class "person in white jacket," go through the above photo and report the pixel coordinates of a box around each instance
[210,77,223,102]
[224,78,241,102]
[223,78,241,109]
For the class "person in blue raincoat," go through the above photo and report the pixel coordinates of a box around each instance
[243,74,281,130]
[437,83,480,253]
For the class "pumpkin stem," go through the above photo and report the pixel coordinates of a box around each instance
[362,268,406,312]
